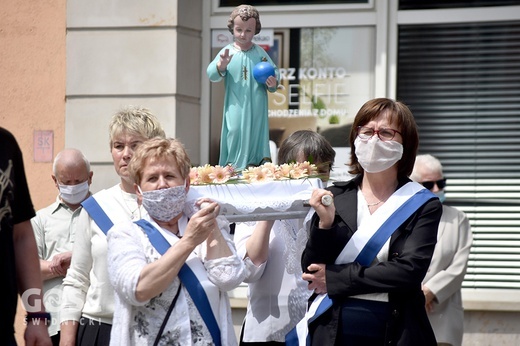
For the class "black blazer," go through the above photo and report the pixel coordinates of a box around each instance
[302,176,442,346]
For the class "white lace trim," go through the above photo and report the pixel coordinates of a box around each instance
[186,179,323,221]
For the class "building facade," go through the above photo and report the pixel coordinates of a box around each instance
[2,0,520,344]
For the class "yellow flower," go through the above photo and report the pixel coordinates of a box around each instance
[296,161,313,176]
[209,165,231,184]
[262,162,277,175]
[198,164,214,184]
[189,162,319,185]
[189,167,200,185]
[241,169,252,181]
[289,166,308,179]
[252,167,274,183]
[277,163,293,179]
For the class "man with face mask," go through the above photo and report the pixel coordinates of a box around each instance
[410,154,473,346]
[31,148,93,346]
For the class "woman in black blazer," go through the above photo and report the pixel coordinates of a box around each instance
[297,98,442,346]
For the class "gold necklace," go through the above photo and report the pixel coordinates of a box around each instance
[362,182,396,209]
[367,200,383,207]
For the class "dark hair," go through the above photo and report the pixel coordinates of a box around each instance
[278,130,335,170]
[348,98,418,178]
[227,4,262,35]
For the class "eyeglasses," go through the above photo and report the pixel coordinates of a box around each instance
[420,178,447,190]
[357,126,402,141]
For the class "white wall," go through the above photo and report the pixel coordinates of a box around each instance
[66,0,203,193]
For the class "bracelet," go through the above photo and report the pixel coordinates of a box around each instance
[217,65,226,77]
[25,312,51,324]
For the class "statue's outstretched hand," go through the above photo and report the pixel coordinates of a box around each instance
[218,49,233,71]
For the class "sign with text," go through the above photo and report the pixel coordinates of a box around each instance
[33,130,53,162]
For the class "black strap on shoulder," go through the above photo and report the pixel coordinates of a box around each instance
[153,283,182,346]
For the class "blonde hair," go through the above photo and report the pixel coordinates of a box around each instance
[108,105,165,148]
[128,137,191,185]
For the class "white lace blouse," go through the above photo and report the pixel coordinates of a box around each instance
[107,214,246,346]
[233,211,314,343]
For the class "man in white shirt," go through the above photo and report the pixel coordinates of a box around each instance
[31,148,93,346]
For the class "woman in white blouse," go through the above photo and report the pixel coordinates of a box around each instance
[107,137,246,346]
[234,130,335,345]
[60,106,165,346]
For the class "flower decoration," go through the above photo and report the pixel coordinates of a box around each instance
[190,162,319,185]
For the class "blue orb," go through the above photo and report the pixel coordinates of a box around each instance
[253,62,275,84]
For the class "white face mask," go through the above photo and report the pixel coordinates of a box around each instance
[139,184,187,222]
[354,136,403,173]
[435,190,446,203]
[59,180,90,205]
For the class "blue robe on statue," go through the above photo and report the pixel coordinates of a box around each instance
[208,43,279,170]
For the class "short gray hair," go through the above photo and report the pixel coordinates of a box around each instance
[410,154,443,182]
[53,148,91,175]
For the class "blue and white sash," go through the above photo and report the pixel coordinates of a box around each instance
[81,193,113,234]
[286,182,436,346]
[135,219,222,346]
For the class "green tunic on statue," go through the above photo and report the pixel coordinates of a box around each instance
[207,43,278,170]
